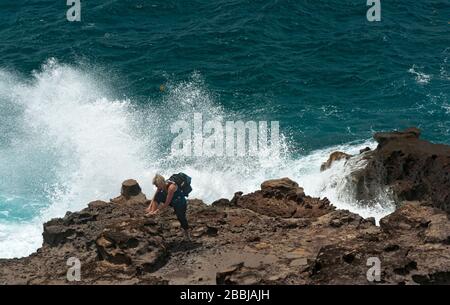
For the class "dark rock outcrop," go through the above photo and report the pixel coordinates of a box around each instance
[0,128,448,285]
[1,180,449,285]
[326,127,450,213]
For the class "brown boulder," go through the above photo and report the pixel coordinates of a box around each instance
[320,151,352,171]
[261,177,301,193]
[111,179,147,204]
[236,178,333,218]
[121,179,142,198]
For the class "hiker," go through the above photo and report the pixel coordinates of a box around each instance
[146,173,192,240]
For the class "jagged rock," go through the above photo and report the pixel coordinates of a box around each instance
[43,225,76,247]
[350,127,450,212]
[260,177,301,193]
[96,226,167,272]
[230,192,243,205]
[0,129,449,285]
[1,184,449,284]
[320,151,352,171]
[309,203,450,284]
[211,198,230,207]
[236,177,333,219]
[360,147,371,154]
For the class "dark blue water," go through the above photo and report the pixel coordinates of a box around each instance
[0,0,449,257]
[1,0,449,148]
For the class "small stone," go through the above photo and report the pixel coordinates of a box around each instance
[171,221,180,228]
[289,258,308,267]
[97,236,112,248]
[254,242,270,250]
[330,219,342,227]
[285,248,308,259]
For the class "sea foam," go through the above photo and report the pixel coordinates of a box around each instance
[0,60,395,258]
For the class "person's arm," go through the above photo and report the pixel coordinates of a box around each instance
[146,190,159,211]
[158,184,177,211]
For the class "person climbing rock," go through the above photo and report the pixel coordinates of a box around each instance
[146,173,192,240]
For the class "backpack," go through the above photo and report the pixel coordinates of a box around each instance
[168,172,192,197]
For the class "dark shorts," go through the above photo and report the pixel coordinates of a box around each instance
[155,190,188,230]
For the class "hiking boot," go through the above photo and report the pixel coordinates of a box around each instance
[183,229,191,241]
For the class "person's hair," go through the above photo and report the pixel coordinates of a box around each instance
[152,174,166,189]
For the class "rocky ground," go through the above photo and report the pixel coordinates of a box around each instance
[0,128,449,285]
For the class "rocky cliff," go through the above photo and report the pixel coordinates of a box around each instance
[0,128,449,285]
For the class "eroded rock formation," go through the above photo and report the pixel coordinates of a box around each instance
[323,127,450,212]
[0,128,448,285]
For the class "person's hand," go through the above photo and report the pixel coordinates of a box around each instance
[145,209,159,217]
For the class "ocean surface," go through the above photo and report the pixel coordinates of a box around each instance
[0,0,449,258]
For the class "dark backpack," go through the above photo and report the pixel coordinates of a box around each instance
[168,172,192,197]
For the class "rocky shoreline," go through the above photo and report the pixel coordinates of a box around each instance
[0,128,449,285]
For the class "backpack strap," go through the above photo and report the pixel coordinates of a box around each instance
[166,180,178,189]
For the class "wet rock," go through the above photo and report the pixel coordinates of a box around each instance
[351,128,450,212]
[320,151,352,171]
[373,127,421,147]
[360,147,371,154]
[365,217,376,226]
